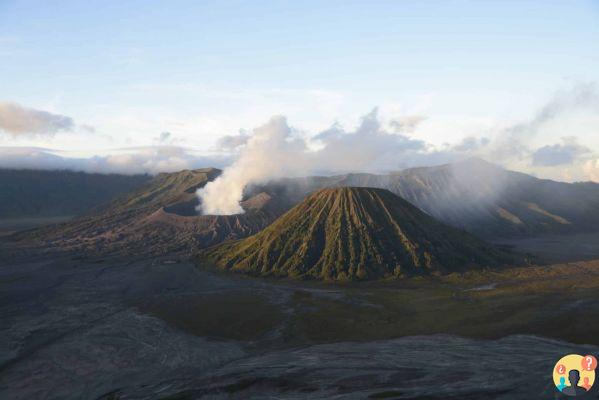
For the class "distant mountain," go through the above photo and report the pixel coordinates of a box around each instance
[254,158,599,238]
[203,187,513,281]
[0,169,150,219]
[10,168,287,257]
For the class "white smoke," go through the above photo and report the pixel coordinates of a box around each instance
[197,116,310,214]
[196,109,431,215]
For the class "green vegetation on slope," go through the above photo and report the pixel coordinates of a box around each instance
[203,187,513,281]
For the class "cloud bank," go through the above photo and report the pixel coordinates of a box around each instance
[0,146,231,175]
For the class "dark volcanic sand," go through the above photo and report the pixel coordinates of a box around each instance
[1,257,599,399]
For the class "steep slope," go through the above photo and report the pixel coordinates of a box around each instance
[338,159,599,237]
[9,168,285,258]
[203,187,513,281]
[256,158,599,238]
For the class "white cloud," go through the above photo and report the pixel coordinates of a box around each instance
[0,102,76,136]
[389,115,427,133]
[531,137,591,166]
[491,83,599,163]
[215,130,251,151]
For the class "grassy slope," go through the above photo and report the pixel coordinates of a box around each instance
[204,187,514,281]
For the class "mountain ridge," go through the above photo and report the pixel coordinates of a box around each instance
[253,158,599,237]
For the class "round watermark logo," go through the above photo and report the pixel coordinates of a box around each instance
[553,354,597,396]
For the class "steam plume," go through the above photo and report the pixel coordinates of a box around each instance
[196,109,429,215]
[197,116,309,214]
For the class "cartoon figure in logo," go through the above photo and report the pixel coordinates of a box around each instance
[557,376,567,392]
[562,370,588,396]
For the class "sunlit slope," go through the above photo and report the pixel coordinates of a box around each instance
[204,187,513,280]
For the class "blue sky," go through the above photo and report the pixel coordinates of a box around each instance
[1,0,599,180]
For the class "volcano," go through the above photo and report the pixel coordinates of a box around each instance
[203,187,513,280]
[10,169,289,258]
